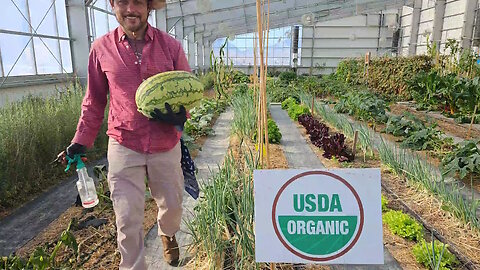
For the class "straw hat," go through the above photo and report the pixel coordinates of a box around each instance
[151,0,166,9]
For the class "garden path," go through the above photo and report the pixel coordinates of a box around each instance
[269,104,325,169]
[145,108,233,269]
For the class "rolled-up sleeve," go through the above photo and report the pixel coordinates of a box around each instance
[72,47,108,147]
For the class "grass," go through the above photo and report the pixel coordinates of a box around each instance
[0,82,108,210]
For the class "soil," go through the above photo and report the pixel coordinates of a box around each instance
[298,111,480,269]
[390,103,480,141]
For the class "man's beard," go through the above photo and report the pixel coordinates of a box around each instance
[121,14,147,34]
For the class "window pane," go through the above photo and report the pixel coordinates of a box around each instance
[55,0,69,38]
[148,10,156,26]
[235,48,244,58]
[94,0,107,8]
[228,47,237,58]
[94,9,109,39]
[60,40,72,73]
[0,0,29,33]
[246,38,254,48]
[267,47,274,58]
[108,14,118,31]
[282,58,290,66]
[0,33,35,76]
[34,37,61,74]
[274,48,283,58]
[29,0,57,36]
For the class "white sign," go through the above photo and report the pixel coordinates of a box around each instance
[254,169,383,264]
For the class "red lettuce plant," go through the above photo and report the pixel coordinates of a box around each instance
[298,114,353,162]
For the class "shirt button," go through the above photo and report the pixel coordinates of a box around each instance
[135,61,138,65]
[126,45,129,48]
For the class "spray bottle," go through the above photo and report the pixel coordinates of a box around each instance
[65,155,99,208]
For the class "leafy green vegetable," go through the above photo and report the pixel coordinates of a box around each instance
[441,140,480,179]
[334,90,389,123]
[381,195,389,212]
[383,210,423,241]
[384,112,425,137]
[278,71,297,84]
[252,119,282,144]
[400,125,452,152]
[412,239,459,270]
[287,104,310,120]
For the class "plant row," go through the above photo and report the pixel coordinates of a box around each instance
[313,75,479,181]
[281,97,353,162]
[187,84,269,268]
[382,196,459,269]
[408,70,480,122]
[335,42,480,123]
[300,92,480,230]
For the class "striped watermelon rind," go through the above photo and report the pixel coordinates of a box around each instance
[135,71,204,118]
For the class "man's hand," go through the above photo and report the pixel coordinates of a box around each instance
[66,143,86,158]
[150,103,187,127]
[56,143,86,165]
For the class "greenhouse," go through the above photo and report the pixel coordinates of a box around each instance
[1,0,480,269]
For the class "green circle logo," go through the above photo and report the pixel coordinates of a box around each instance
[272,171,364,261]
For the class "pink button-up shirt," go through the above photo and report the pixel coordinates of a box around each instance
[72,24,191,153]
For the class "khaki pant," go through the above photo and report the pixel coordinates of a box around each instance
[107,138,184,270]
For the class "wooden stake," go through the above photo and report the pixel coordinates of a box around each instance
[256,0,270,168]
[263,0,270,168]
[352,130,359,159]
[311,95,315,116]
[467,105,478,140]
[253,32,258,106]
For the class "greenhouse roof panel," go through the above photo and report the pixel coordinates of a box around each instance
[86,0,412,41]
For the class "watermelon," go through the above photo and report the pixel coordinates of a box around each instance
[135,71,204,118]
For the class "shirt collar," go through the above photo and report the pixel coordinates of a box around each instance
[118,23,153,43]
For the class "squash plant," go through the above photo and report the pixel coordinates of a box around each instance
[334,90,389,124]
[384,112,425,137]
[441,140,480,180]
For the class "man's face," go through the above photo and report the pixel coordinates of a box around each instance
[110,0,151,34]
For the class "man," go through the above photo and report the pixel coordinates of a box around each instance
[63,0,189,268]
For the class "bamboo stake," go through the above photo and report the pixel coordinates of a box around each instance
[263,0,270,168]
[253,32,258,109]
[311,95,315,116]
[467,105,478,140]
[256,0,266,167]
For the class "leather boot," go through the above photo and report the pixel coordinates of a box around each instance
[161,235,179,266]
